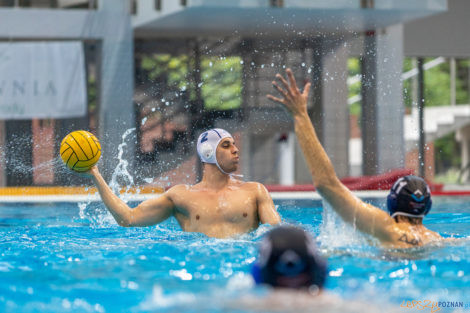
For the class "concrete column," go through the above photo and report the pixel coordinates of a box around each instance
[240,39,293,183]
[240,40,254,180]
[311,38,350,178]
[0,121,5,186]
[456,125,470,182]
[32,119,55,185]
[241,129,252,180]
[361,25,405,175]
[97,0,135,180]
[5,120,33,185]
[278,132,295,185]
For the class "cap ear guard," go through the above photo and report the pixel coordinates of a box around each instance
[421,197,432,216]
[199,142,214,160]
[387,192,398,215]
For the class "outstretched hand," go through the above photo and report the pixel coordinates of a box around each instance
[267,68,311,116]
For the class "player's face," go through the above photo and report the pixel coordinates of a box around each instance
[216,138,239,173]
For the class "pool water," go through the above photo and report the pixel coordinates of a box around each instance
[0,197,469,313]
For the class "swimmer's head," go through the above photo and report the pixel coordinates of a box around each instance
[387,175,432,219]
[252,226,327,290]
[197,128,237,174]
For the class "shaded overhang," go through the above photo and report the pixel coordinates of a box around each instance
[134,2,447,39]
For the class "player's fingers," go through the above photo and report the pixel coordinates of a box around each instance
[272,81,288,97]
[286,69,300,92]
[275,73,292,93]
[267,94,285,103]
[302,82,311,98]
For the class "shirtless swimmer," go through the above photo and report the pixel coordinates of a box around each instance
[86,128,280,238]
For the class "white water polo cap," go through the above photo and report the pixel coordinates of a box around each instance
[197,128,233,165]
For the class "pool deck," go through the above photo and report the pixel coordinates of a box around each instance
[0,186,164,203]
[0,185,469,203]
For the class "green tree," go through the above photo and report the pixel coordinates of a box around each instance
[140,54,242,111]
[201,56,242,111]
[401,57,470,178]
[348,58,361,116]
[141,54,190,93]
[403,57,468,108]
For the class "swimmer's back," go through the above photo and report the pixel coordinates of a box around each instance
[381,222,442,248]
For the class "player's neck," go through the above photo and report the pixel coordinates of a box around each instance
[201,164,230,189]
[395,215,423,226]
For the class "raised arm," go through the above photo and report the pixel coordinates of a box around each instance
[88,166,174,227]
[255,183,281,225]
[267,69,395,241]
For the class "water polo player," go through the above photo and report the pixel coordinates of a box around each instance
[252,226,327,291]
[267,68,444,248]
[234,226,349,312]
[84,128,280,238]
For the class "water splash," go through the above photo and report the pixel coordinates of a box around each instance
[77,202,88,220]
[318,199,372,251]
[109,128,136,197]
[75,128,137,227]
[76,200,115,227]
[137,285,197,311]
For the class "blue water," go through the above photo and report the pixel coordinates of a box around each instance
[0,197,469,313]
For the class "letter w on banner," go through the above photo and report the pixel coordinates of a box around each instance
[0,41,86,119]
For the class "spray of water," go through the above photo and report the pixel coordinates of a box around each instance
[77,200,115,227]
[318,199,372,251]
[109,128,136,197]
[77,128,137,227]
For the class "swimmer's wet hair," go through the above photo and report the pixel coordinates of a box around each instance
[252,226,327,290]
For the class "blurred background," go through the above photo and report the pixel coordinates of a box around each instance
[0,0,469,189]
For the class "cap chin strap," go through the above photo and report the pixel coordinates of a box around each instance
[215,161,244,178]
[391,212,425,219]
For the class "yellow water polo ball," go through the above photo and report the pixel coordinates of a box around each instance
[60,130,101,172]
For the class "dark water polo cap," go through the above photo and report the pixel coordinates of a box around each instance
[387,175,432,218]
[252,226,327,290]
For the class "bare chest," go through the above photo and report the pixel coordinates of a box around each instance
[172,188,258,223]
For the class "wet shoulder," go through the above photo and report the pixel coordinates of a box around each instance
[389,224,442,247]
[235,181,267,192]
[165,184,192,198]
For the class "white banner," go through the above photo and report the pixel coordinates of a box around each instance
[0,42,86,119]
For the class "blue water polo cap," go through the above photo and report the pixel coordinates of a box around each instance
[387,175,432,218]
[252,226,327,290]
